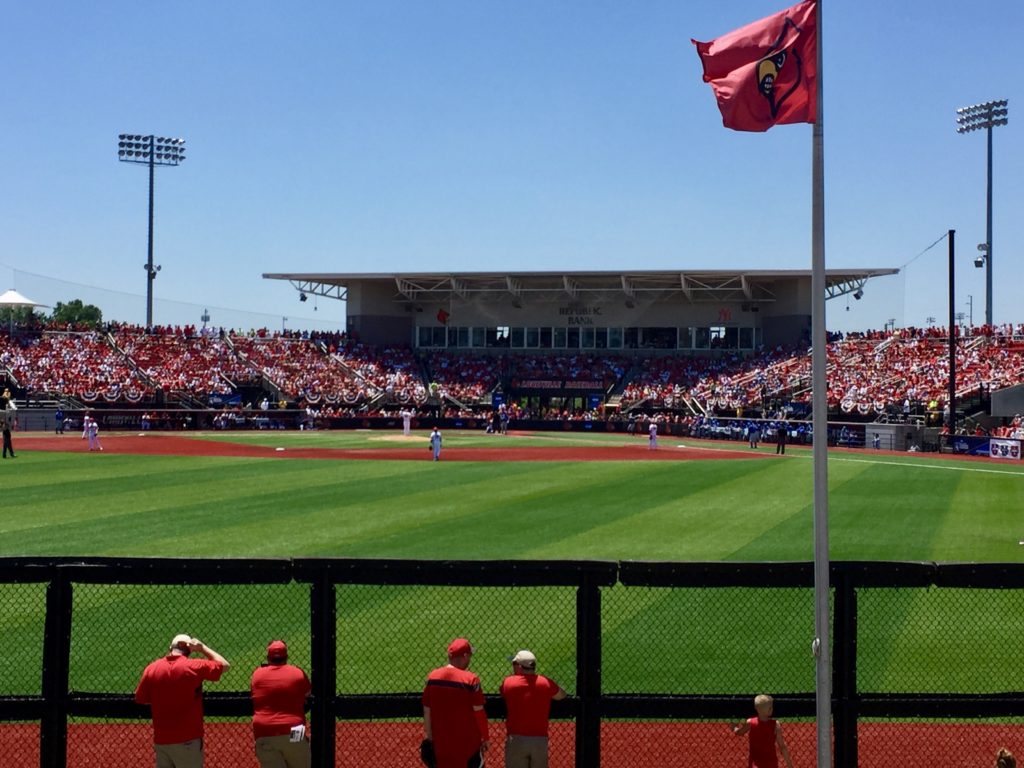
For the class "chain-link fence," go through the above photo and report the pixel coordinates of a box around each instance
[3,559,1024,767]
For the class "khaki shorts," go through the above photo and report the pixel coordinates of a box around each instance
[154,739,203,768]
[505,734,549,768]
[255,733,312,768]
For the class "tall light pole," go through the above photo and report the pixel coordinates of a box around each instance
[956,100,1008,327]
[947,230,956,437]
[117,134,186,329]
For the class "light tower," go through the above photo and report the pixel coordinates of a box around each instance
[955,100,1008,327]
[117,134,186,328]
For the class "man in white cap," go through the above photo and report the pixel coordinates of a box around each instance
[500,650,567,768]
[134,634,230,768]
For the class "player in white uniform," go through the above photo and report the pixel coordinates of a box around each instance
[648,420,658,450]
[429,427,442,461]
[400,408,413,437]
[83,414,104,451]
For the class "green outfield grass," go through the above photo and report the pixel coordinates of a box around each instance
[2,430,1022,698]
[2,430,1022,561]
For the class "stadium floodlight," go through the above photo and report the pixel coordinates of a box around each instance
[956,99,1008,327]
[117,133,187,329]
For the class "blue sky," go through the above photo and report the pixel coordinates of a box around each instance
[1,0,1020,334]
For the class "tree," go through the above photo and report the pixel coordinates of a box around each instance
[50,299,103,329]
[0,305,43,330]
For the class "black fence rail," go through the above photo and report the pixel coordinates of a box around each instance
[2,558,1024,767]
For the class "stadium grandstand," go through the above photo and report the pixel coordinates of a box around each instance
[0,268,1022,453]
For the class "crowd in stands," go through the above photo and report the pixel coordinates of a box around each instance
[510,354,631,388]
[231,336,365,402]
[804,333,1024,416]
[619,346,803,412]
[2,324,1023,430]
[114,328,257,395]
[423,351,502,403]
[334,343,425,404]
[0,330,148,398]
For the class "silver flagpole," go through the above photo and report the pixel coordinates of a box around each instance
[810,1,832,767]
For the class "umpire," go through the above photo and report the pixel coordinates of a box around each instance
[3,401,16,459]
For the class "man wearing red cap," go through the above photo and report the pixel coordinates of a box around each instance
[251,640,312,768]
[134,634,230,768]
[422,637,489,768]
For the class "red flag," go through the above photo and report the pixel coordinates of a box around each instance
[693,0,816,132]
[436,308,450,325]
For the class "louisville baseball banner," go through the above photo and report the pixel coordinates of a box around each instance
[692,0,817,131]
[989,438,1022,461]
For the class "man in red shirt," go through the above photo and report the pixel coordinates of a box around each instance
[422,637,489,768]
[499,650,567,768]
[134,634,230,768]
[251,639,312,768]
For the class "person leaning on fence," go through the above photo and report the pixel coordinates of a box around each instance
[732,694,794,768]
[134,634,230,768]
[251,639,312,768]
[500,649,567,768]
[421,637,489,768]
[996,748,1017,768]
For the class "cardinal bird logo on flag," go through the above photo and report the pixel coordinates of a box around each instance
[693,0,816,132]
[756,32,804,120]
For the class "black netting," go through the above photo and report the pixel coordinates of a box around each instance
[70,582,310,693]
[1,583,46,695]
[0,722,41,768]
[602,585,818,694]
[67,717,253,767]
[858,719,1024,767]
[600,719,818,768]
[336,584,576,692]
[6,561,1024,767]
[858,587,1024,693]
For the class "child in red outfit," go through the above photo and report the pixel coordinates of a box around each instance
[732,694,794,768]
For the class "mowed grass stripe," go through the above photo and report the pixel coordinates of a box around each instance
[4,447,1023,560]
[601,585,816,694]
[930,469,1024,561]
[828,462,963,560]
[528,460,797,561]
[857,587,1024,693]
[335,584,578,693]
[318,462,683,560]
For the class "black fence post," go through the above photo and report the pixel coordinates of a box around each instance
[832,565,858,768]
[310,569,337,768]
[575,571,602,768]
[40,567,72,768]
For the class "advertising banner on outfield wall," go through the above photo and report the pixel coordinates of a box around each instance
[989,438,1022,461]
[953,437,993,456]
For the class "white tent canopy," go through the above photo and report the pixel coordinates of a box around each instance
[0,289,48,309]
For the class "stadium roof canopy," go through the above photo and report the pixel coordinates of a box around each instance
[263,268,899,304]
